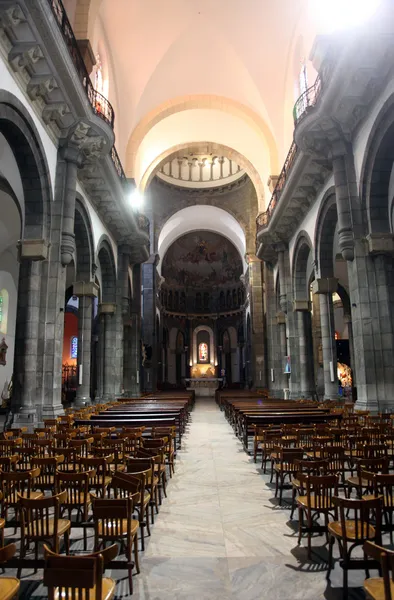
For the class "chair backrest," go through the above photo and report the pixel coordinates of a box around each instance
[44,542,118,566]
[364,541,394,600]
[299,473,339,511]
[374,473,394,510]
[44,552,104,600]
[0,439,20,456]
[363,443,388,459]
[295,459,328,476]
[69,438,94,457]
[91,496,133,540]
[1,467,40,504]
[55,469,94,508]
[278,447,304,465]
[0,454,19,472]
[51,447,79,471]
[32,456,64,487]
[19,490,66,540]
[333,496,383,551]
[110,473,141,500]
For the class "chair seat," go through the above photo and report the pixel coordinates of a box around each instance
[274,464,298,473]
[0,577,20,600]
[64,492,91,506]
[54,577,116,600]
[328,520,376,540]
[291,477,301,489]
[28,518,71,537]
[346,476,369,488]
[110,464,126,472]
[0,518,5,529]
[364,576,394,600]
[97,519,139,537]
[297,495,335,510]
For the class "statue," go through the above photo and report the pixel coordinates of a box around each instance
[0,338,8,366]
[1,376,12,409]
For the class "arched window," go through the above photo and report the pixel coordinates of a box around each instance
[198,342,208,362]
[93,53,109,98]
[0,289,9,335]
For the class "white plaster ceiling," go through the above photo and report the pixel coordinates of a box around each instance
[157,205,246,275]
[87,0,320,198]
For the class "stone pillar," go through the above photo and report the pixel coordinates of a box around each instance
[313,278,338,399]
[277,312,288,396]
[115,246,131,398]
[347,238,394,412]
[294,301,315,398]
[40,145,83,420]
[332,152,355,262]
[124,264,141,397]
[247,254,266,388]
[74,282,99,406]
[100,303,116,402]
[13,243,47,426]
[142,255,159,393]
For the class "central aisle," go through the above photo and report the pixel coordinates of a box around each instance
[131,396,345,600]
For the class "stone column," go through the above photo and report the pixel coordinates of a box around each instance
[74,282,99,406]
[115,246,131,397]
[313,278,338,399]
[247,254,266,388]
[40,145,83,420]
[100,303,116,402]
[277,312,288,397]
[294,301,315,398]
[142,255,159,393]
[13,240,48,426]
[124,264,141,397]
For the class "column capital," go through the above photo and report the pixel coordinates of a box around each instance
[59,144,84,167]
[366,233,394,256]
[267,175,279,193]
[293,300,311,312]
[99,302,116,315]
[312,278,338,295]
[73,281,99,297]
[18,239,50,261]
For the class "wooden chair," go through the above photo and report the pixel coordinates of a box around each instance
[327,496,383,595]
[43,549,116,600]
[91,495,139,594]
[260,429,281,474]
[69,437,94,458]
[55,469,96,550]
[0,455,19,473]
[290,459,328,519]
[151,427,176,476]
[79,456,113,497]
[1,467,43,525]
[0,440,21,457]
[119,467,151,550]
[102,438,126,472]
[363,473,394,544]
[363,540,394,600]
[136,447,167,505]
[273,447,304,506]
[0,492,4,547]
[19,490,71,577]
[346,457,389,498]
[128,456,160,522]
[297,473,339,559]
[51,447,79,472]
[32,455,64,493]
[0,543,20,600]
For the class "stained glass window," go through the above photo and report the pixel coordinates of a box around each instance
[71,336,78,359]
[198,342,208,362]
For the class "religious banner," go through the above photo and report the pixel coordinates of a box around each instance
[199,342,208,362]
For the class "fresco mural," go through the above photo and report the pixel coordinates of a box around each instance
[162,231,243,288]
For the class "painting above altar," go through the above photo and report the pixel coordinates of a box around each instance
[191,364,217,378]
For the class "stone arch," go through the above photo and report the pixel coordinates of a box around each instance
[292,231,314,302]
[97,238,116,303]
[74,197,94,281]
[140,141,265,207]
[0,90,52,241]
[126,95,279,178]
[360,95,394,236]
[314,189,337,278]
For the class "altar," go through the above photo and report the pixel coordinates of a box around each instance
[185,377,223,397]
[186,363,222,397]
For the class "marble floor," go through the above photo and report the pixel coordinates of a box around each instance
[14,396,373,599]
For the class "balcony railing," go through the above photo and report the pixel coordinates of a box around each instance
[256,74,325,234]
[293,74,322,126]
[256,142,299,230]
[47,0,133,188]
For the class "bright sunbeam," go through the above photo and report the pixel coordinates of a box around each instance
[128,188,144,211]
[308,0,382,33]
